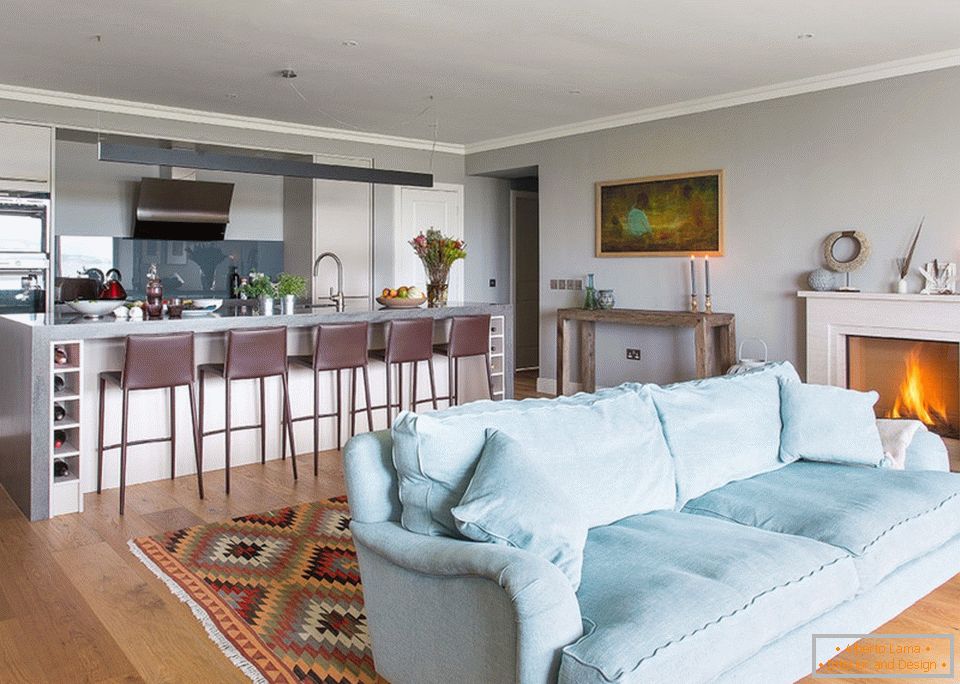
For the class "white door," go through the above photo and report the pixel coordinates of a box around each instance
[395,184,464,301]
[313,154,372,303]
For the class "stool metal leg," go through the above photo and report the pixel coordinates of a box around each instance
[362,365,374,431]
[385,361,393,429]
[119,389,129,515]
[169,387,176,480]
[313,369,320,476]
[454,358,461,406]
[281,373,298,480]
[427,358,438,410]
[198,371,206,471]
[411,361,418,412]
[187,383,204,500]
[484,353,495,400]
[446,353,455,408]
[336,369,343,450]
[224,378,232,495]
[97,377,105,494]
[350,367,358,439]
[259,377,266,464]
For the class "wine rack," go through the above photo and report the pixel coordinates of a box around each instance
[489,315,505,400]
[50,341,83,516]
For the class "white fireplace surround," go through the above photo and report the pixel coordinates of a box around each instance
[800,291,960,387]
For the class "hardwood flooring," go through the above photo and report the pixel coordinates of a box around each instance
[0,391,957,683]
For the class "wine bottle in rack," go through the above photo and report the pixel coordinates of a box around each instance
[54,346,68,365]
[53,430,67,449]
[54,375,65,392]
[54,403,66,422]
[53,459,69,478]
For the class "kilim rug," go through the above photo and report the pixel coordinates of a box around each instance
[129,496,382,684]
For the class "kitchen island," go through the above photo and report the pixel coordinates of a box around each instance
[0,302,512,520]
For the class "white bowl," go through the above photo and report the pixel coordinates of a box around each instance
[188,298,223,311]
[66,299,122,318]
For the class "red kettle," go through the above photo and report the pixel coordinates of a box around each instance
[99,268,127,300]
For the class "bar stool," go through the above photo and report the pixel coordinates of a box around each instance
[198,327,297,494]
[435,314,496,406]
[97,332,203,515]
[285,322,374,475]
[371,318,439,427]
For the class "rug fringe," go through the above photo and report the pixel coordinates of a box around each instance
[127,539,268,684]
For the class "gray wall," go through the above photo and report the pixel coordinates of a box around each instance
[464,175,511,303]
[467,66,960,387]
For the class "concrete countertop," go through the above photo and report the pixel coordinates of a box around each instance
[2,301,511,342]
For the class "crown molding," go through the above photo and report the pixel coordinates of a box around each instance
[0,83,467,155]
[465,48,960,154]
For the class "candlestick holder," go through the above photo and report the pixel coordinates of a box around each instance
[689,294,699,313]
[704,294,713,313]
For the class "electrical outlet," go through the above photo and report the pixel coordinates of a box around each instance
[574,279,583,290]
[549,279,558,289]
[489,278,496,287]
[625,348,641,361]
[557,280,566,290]
[566,279,577,290]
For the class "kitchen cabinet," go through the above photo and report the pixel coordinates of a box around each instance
[0,122,52,191]
[313,154,371,302]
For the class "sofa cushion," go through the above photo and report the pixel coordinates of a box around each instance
[559,511,858,684]
[905,427,950,471]
[683,461,960,589]
[649,362,799,507]
[452,429,589,589]
[392,386,675,537]
[779,381,886,466]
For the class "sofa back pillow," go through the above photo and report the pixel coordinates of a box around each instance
[649,363,796,507]
[779,380,886,466]
[452,429,589,589]
[392,386,675,537]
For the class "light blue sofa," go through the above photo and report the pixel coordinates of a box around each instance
[343,363,960,684]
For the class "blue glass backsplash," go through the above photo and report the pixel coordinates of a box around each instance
[58,237,283,298]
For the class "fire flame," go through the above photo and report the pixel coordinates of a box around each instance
[887,347,949,430]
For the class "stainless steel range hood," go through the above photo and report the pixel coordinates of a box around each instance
[133,177,234,240]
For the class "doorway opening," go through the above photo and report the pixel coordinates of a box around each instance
[510,177,539,374]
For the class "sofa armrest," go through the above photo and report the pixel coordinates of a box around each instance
[351,520,583,684]
[904,427,950,472]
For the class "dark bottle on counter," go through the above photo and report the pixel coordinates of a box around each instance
[53,430,67,449]
[228,266,241,299]
[54,403,66,422]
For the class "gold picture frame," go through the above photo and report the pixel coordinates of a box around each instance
[595,169,724,257]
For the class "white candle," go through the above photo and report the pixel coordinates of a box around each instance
[689,255,696,295]
[704,255,711,297]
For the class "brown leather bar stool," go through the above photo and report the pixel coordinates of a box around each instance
[198,327,297,494]
[285,322,374,474]
[435,314,496,406]
[370,318,439,427]
[97,332,203,515]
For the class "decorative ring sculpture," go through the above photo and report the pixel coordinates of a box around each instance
[822,230,871,272]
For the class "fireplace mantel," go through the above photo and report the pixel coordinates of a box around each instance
[798,290,960,386]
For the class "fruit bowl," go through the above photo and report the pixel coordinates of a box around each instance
[376,295,427,308]
[65,299,123,318]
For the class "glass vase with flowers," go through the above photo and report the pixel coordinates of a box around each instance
[409,228,466,307]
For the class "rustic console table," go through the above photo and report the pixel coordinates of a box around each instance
[556,308,737,395]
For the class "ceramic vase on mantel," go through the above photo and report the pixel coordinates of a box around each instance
[258,296,274,316]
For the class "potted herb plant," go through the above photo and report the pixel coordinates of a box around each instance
[276,273,307,314]
[239,272,277,315]
[409,228,466,307]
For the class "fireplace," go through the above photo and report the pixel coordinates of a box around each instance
[847,336,960,439]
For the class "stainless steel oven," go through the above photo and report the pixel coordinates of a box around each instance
[0,191,50,254]
[0,255,48,313]
[0,190,51,313]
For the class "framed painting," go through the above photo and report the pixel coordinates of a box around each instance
[595,169,723,257]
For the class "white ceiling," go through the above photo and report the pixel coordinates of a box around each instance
[1,0,959,147]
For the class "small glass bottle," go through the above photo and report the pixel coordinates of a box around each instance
[584,273,597,310]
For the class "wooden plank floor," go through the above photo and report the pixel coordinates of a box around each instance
[0,380,956,683]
